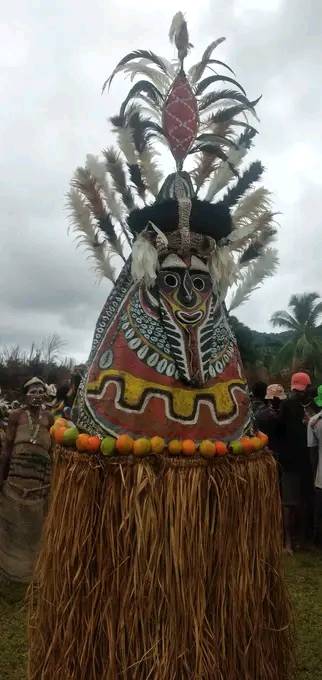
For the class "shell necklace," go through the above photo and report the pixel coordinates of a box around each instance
[26,408,42,445]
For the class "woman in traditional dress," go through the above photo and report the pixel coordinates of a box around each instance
[0,377,53,582]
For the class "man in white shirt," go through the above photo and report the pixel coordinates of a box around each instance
[307,385,322,545]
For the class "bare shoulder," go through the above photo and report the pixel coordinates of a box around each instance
[8,408,26,425]
[41,409,55,427]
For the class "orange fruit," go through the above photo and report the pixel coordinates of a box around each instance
[215,441,228,456]
[133,438,151,456]
[168,439,182,455]
[182,439,197,456]
[199,440,216,457]
[252,436,263,451]
[150,436,165,454]
[116,434,134,455]
[54,427,66,445]
[86,435,101,453]
[54,418,68,429]
[258,431,269,447]
[239,437,253,454]
[76,433,91,452]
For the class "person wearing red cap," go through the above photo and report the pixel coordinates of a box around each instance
[279,372,313,553]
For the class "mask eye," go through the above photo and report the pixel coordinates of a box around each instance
[163,273,178,288]
[192,276,205,291]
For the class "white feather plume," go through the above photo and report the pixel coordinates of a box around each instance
[139,146,163,197]
[232,187,271,227]
[67,189,116,283]
[124,62,171,92]
[228,247,279,311]
[169,12,186,41]
[205,145,248,201]
[131,233,159,287]
[209,245,240,300]
[85,154,125,223]
[229,210,275,250]
[115,128,137,165]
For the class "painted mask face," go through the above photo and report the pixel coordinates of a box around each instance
[157,253,217,386]
[78,262,252,441]
[26,386,45,408]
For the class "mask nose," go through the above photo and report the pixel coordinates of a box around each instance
[178,272,197,307]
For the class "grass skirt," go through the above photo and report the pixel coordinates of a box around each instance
[28,447,293,679]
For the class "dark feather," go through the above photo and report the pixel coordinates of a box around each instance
[196,133,237,149]
[239,228,277,265]
[222,161,264,208]
[189,143,228,161]
[208,104,254,124]
[128,163,146,197]
[195,75,246,96]
[72,168,119,245]
[237,127,257,148]
[128,112,162,152]
[103,147,135,211]
[120,80,164,117]
[191,38,226,82]
[103,50,170,92]
[128,197,232,241]
[239,242,264,264]
[200,90,261,113]
[202,58,236,76]
[110,110,164,153]
[192,152,220,192]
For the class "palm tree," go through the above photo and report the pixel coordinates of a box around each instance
[270,292,322,378]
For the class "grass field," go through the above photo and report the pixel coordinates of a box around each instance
[0,552,322,679]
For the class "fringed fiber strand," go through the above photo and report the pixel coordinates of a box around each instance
[28,448,293,680]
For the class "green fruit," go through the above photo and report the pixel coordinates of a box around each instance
[100,436,116,456]
[63,427,79,446]
[230,440,243,455]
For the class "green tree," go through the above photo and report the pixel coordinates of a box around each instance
[270,292,322,378]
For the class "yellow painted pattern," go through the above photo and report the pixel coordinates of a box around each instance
[87,369,246,418]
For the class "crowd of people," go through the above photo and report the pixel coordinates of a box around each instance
[252,372,322,553]
[0,370,321,582]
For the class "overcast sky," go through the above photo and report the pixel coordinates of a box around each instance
[1,0,322,362]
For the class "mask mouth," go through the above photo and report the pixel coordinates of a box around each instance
[175,310,203,325]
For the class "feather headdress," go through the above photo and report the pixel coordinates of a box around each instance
[68,12,279,309]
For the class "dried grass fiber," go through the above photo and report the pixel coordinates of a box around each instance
[28,447,293,679]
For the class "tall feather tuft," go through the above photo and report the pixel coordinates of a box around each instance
[123,62,171,92]
[110,117,147,199]
[71,167,125,260]
[239,225,277,265]
[169,12,192,63]
[209,246,240,300]
[228,248,279,311]
[189,37,226,84]
[232,187,271,227]
[139,146,163,197]
[104,50,172,91]
[67,189,117,283]
[192,152,220,193]
[205,145,248,201]
[222,161,264,208]
[103,147,135,212]
[229,210,276,250]
[85,154,125,224]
